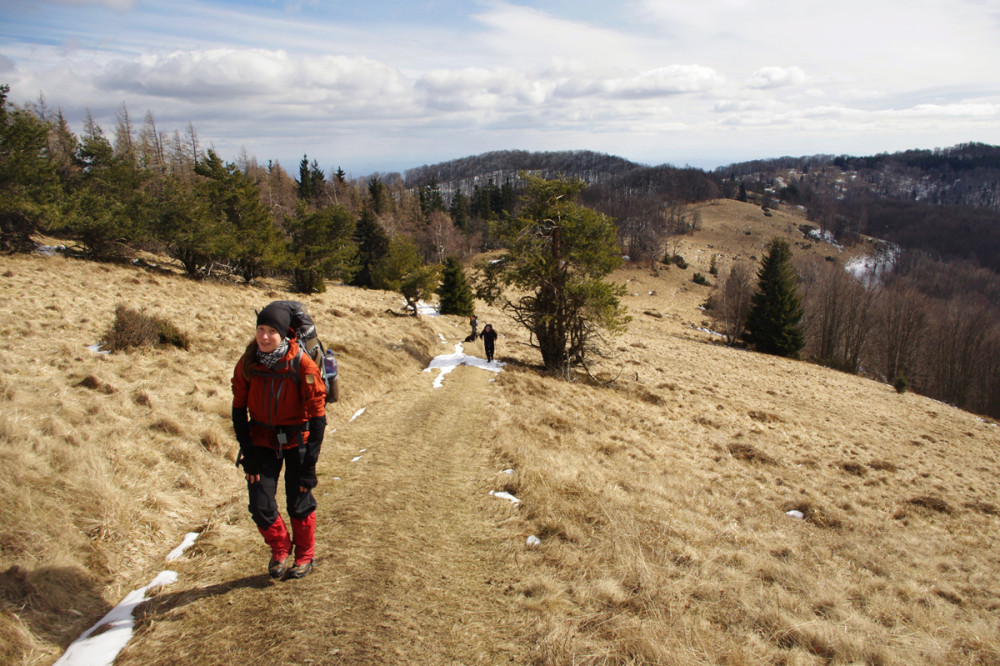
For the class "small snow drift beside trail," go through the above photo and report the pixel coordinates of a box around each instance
[424,342,504,388]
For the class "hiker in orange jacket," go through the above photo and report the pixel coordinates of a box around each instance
[232,302,327,579]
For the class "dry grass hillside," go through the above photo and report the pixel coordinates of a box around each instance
[2,199,999,665]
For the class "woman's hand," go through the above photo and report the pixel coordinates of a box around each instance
[245,473,260,483]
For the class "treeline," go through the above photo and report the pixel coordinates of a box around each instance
[710,247,1000,419]
[408,151,720,263]
[0,86,540,296]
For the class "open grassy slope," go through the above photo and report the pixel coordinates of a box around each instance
[2,199,998,664]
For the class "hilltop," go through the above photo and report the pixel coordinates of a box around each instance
[2,198,999,664]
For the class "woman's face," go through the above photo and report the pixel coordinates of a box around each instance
[256,324,282,353]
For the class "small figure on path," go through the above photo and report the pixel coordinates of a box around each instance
[231,302,327,580]
[480,323,498,363]
[469,314,478,341]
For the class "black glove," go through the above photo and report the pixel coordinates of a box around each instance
[303,416,326,468]
[299,465,318,490]
[232,407,258,475]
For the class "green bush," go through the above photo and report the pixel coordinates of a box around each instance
[693,273,709,286]
[893,372,909,394]
[671,254,688,269]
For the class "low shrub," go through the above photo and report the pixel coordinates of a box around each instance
[692,273,709,286]
[103,304,190,352]
[893,372,909,394]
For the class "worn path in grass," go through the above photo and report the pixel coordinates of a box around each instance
[119,353,537,665]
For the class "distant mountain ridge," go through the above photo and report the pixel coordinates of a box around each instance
[404,149,643,191]
[716,142,1000,211]
[404,143,1000,212]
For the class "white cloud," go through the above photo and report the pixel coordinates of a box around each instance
[93,49,416,117]
[747,66,806,90]
[3,0,1000,173]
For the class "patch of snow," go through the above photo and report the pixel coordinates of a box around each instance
[56,571,178,666]
[165,532,199,562]
[526,535,541,547]
[351,456,362,462]
[501,468,514,475]
[785,510,805,520]
[805,227,843,250]
[416,300,440,317]
[691,325,727,338]
[87,343,110,355]
[489,490,521,504]
[349,408,366,423]
[36,245,66,256]
[424,343,505,388]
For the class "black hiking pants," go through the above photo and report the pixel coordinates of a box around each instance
[247,447,317,529]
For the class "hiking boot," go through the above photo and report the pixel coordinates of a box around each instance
[287,560,313,579]
[268,556,289,579]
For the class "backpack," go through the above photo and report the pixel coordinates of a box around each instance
[252,300,340,403]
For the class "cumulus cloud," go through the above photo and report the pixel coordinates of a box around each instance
[555,65,723,100]
[607,65,724,98]
[417,67,548,110]
[95,49,414,115]
[747,66,806,90]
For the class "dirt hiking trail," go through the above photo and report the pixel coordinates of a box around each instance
[119,354,539,665]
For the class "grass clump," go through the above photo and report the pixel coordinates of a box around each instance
[102,304,190,352]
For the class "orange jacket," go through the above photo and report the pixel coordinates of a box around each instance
[232,340,326,450]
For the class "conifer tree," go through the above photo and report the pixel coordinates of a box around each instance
[0,85,62,252]
[437,256,474,316]
[372,236,440,317]
[351,206,390,288]
[486,174,629,373]
[743,238,805,357]
[287,204,358,293]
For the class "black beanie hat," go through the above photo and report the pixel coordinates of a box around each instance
[256,302,292,339]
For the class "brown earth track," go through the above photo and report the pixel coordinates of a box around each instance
[119,359,538,665]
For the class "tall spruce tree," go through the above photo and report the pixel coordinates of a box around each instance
[437,256,474,316]
[287,204,358,293]
[351,206,390,288]
[743,238,805,357]
[0,85,62,252]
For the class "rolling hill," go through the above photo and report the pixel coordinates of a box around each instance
[1,199,999,665]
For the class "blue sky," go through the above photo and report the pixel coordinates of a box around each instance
[2,0,999,177]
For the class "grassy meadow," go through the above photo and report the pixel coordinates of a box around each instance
[1,199,999,664]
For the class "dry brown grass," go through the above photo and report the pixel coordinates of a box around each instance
[2,200,999,665]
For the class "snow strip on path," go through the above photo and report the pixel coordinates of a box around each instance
[424,342,505,388]
[165,532,199,562]
[57,530,202,665]
[56,571,178,666]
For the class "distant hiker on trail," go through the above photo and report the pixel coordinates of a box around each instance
[231,301,327,580]
[480,323,498,363]
[470,314,478,339]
